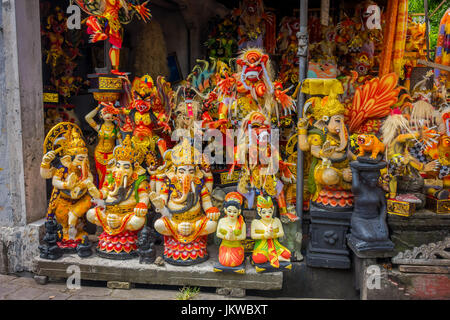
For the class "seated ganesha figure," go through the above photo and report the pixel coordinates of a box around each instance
[150,138,220,266]
[86,135,150,259]
[298,90,353,210]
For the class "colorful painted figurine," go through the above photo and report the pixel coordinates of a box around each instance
[382,109,438,207]
[214,192,246,273]
[233,0,275,52]
[150,138,220,265]
[356,134,385,160]
[211,48,295,126]
[298,81,354,209]
[41,123,96,251]
[232,111,297,221]
[86,135,150,259]
[75,0,151,73]
[251,195,292,273]
[127,75,173,165]
[85,102,122,188]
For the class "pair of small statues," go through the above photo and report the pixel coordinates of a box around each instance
[215,192,292,273]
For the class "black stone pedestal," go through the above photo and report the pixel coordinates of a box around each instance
[347,235,394,258]
[306,204,352,269]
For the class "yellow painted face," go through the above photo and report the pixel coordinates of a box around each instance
[135,112,151,126]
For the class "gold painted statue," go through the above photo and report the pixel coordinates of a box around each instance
[41,123,97,250]
[298,81,353,210]
[149,138,220,266]
[86,135,150,259]
[85,102,122,188]
[250,195,292,272]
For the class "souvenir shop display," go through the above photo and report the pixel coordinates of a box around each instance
[36,0,449,283]
[41,3,85,134]
[434,8,450,89]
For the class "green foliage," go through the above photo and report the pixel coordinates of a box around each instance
[175,286,201,300]
[408,0,448,60]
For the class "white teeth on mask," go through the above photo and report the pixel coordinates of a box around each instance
[245,71,260,80]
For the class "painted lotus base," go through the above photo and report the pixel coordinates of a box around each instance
[314,187,354,211]
[57,239,81,253]
[163,235,209,266]
[96,231,138,260]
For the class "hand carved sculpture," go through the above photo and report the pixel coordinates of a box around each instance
[150,138,220,266]
[86,135,150,259]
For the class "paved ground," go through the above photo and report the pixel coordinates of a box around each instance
[0,274,306,300]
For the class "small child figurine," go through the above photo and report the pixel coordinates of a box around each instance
[214,192,246,273]
[251,195,292,273]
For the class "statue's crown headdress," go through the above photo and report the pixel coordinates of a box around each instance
[62,128,88,156]
[256,195,273,209]
[225,192,244,205]
[114,135,139,163]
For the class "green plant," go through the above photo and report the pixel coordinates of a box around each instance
[408,0,448,60]
[175,286,201,300]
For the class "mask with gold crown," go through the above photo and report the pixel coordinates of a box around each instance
[40,123,96,255]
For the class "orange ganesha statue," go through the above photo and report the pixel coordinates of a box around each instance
[40,123,97,251]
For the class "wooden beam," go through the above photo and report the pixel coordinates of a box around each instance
[399,265,450,274]
[417,59,450,72]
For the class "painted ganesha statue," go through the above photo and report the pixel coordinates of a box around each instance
[41,123,96,251]
[298,81,353,210]
[150,138,220,266]
[86,135,150,259]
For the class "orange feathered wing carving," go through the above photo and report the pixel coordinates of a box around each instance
[347,73,400,134]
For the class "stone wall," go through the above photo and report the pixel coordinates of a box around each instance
[0,0,46,274]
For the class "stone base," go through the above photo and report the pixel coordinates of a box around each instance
[347,235,395,259]
[33,246,283,291]
[306,249,351,269]
[306,204,352,269]
[0,218,46,274]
